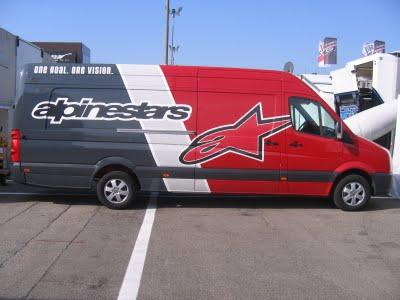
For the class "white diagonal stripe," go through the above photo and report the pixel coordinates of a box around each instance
[116,64,210,193]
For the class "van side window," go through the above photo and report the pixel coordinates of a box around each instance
[290,98,336,138]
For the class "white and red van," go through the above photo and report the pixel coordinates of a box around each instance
[11,64,391,210]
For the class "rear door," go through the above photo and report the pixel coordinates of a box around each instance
[283,95,343,195]
[187,72,291,194]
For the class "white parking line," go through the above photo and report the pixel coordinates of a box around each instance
[117,193,158,300]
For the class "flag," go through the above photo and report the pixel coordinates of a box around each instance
[318,37,337,67]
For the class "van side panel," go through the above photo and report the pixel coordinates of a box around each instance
[15,64,170,190]
[190,69,290,194]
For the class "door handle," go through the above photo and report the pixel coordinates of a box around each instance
[289,141,303,147]
[265,140,279,146]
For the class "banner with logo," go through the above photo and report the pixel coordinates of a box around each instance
[362,40,385,56]
[318,37,337,67]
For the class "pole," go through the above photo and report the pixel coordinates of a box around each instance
[164,0,170,65]
[170,15,175,64]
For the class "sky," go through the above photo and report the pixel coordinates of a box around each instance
[1,0,399,74]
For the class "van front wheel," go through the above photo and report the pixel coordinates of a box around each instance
[333,174,371,211]
[96,171,136,209]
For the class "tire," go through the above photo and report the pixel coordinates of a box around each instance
[96,171,136,209]
[333,174,371,211]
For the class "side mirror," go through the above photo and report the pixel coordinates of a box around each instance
[335,120,343,140]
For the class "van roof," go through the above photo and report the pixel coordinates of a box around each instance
[22,63,315,96]
[23,63,288,77]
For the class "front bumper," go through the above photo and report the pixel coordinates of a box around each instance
[372,173,392,196]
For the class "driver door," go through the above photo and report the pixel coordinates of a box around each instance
[284,96,343,196]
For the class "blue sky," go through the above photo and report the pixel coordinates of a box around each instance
[1,0,399,74]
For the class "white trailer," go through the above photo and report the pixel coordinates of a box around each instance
[0,27,52,172]
[300,52,400,143]
[331,52,400,104]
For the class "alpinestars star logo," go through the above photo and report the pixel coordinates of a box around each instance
[179,103,292,165]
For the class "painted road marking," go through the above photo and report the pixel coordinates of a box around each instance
[117,193,157,300]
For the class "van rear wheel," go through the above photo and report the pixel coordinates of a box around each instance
[333,174,371,211]
[96,171,136,209]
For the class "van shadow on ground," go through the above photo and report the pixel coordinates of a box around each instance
[144,193,400,211]
[1,190,398,211]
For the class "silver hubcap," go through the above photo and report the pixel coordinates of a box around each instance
[342,182,365,206]
[104,179,129,203]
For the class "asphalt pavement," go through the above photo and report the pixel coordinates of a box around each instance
[0,182,400,299]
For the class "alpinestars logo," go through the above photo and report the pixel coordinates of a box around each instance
[32,98,192,124]
[179,103,292,165]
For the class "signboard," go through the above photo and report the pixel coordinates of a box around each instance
[339,104,359,120]
[47,51,76,63]
[318,37,337,67]
[362,40,385,56]
[33,42,90,63]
